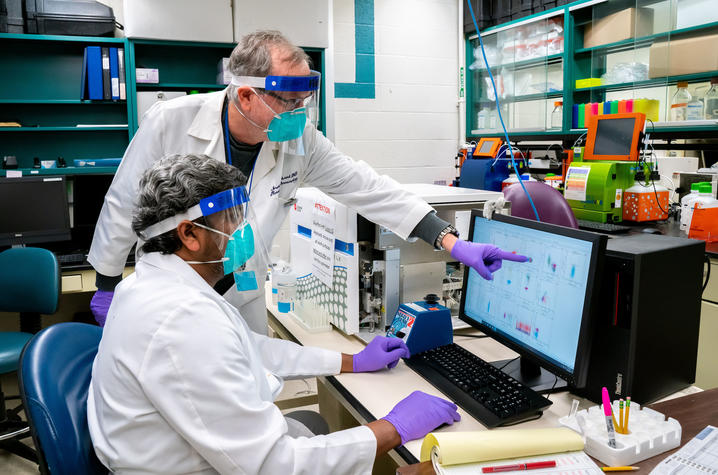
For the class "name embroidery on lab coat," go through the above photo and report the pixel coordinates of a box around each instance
[269,171,299,197]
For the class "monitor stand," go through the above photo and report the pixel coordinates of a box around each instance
[491,357,567,394]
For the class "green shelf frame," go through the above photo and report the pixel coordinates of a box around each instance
[0,32,125,44]
[574,20,718,55]
[0,126,128,132]
[472,53,564,72]
[135,83,226,90]
[0,166,118,177]
[466,0,718,141]
[475,91,563,105]
[575,72,718,93]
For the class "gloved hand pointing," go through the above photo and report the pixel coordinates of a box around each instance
[383,391,461,445]
[451,240,529,281]
[90,290,114,327]
[353,335,410,372]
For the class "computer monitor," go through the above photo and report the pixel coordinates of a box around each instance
[459,212,606,391]
[584,113,645,162]
[0,176,71,247]
[71,174,114,249]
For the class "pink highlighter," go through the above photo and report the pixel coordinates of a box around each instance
[602,387,617,448]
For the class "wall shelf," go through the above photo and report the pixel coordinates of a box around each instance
[0,32,125,44]
[0,166,118,176]
[0,126,128,131]
[135,83,226,90]
[475,91,563,104]
[472,53,564,72]
[574,72,718,93]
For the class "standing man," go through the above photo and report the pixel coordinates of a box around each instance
[88,30,527,333]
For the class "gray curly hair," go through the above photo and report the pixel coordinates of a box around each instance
[227,30,311,105]
[132,154,246,255]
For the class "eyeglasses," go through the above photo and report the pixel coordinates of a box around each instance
[261,90,311,111]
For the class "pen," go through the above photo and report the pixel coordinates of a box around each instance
[482,461,557,473]
[601,466,639,472]
[625,397,631,434]
[602,387,617,448]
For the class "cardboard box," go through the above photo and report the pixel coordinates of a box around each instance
[649,34,718,78]
[583,8,654,48]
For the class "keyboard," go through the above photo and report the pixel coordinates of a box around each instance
[405,344,552,428]
[577,219,631,234]
[56,253,86,265]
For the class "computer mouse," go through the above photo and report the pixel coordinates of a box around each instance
[641,228,662,235]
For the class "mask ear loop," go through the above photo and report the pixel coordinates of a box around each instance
[185,221,232,265]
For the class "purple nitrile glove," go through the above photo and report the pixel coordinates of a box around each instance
[451,240,529,281]
[90,290,114,327]
[383,391,461,445]
[353,335,411,373]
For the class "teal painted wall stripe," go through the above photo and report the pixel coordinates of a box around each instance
[335,0,375,99]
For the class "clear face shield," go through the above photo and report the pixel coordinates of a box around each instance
[231,70,321,142]
[139,186,271,292]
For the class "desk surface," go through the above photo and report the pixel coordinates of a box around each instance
[266,295,701,465]
[397,388,718,474]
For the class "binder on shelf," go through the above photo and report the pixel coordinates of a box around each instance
[85,46,103,100]
[109,47,120,100]
[81,47,88,99]
[118,47,126,100]
[101,47,111,100]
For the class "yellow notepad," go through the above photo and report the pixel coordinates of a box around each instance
[421,428,602,474]
[421,428,583,464]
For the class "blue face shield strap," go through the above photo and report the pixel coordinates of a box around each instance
[140,186,250,240]
[231,71,321,92]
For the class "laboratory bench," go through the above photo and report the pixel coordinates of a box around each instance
[264,290,702,472]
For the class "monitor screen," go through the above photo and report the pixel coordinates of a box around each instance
[460,213,605,387]
[593,117,636,156]
[478,140,494,154]
[71,174,114,248]
[0,176,71,246]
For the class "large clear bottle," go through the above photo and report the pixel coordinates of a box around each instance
[705,78,718,120]
[670,81,692,121]
[550,101,563,129]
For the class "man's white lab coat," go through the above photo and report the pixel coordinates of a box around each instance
[87,90,433,334]
[87,251,377,474]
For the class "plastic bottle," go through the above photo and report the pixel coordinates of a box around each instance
[686,95,705,120]
[501,173,535,191]
[276,266,297,314]
[705,78,718,120]
[551,101,563,129]
[622,171,669,222]
[670,82,692,121]
[680,182,702,231]
[688,183,717,225]
[477,108,489,130]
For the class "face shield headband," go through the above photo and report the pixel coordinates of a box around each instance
[231,71,321,142]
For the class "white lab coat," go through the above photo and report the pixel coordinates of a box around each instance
[87,90,433,334]
[87,251,377,474]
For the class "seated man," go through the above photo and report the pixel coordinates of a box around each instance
[88,154,460,474]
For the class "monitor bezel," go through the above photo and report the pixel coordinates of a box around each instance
[0,176,71,247]
[458,211,606,388]
[473,137,502,157]
[584,112,645,162]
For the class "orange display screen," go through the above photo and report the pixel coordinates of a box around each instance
[473,137,502,157]
[584,113,645,161]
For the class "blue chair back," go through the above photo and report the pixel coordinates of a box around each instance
[19,323,107,475]
[0,248,60,314]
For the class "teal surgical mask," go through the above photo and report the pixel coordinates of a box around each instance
[193,221,255,274]
[233,92,307,142]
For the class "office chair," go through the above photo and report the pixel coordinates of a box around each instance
[503,181,578,228]
[0,247,60,462]
[19,322,107,475]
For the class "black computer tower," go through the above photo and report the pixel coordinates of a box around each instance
[578,234,705,405]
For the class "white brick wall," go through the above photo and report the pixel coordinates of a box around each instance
[333,0,460,185]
